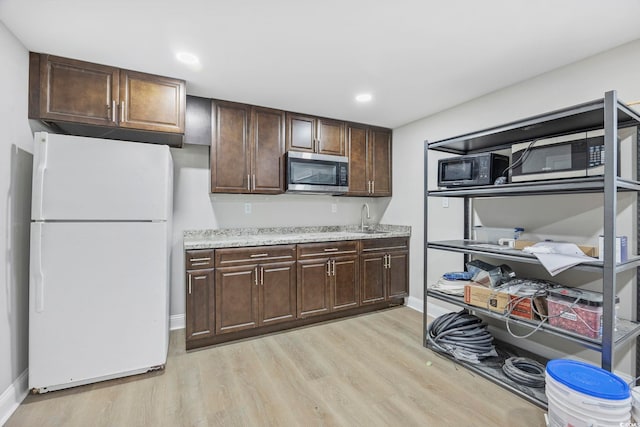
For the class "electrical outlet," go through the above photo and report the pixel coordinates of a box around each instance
[244,203,252,214]
[442,197,449,208]
[331,203,337,213]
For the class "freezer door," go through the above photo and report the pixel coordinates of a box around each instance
[29,221,169,391]
[31,132,173,221]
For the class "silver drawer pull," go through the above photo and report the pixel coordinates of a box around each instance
[190,257,211,262]
[190,262,210,267]
[250,253,269,258]
[323,248,339,252]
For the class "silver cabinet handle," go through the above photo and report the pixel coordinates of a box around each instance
[260,266,264,285]
[387,254,391,269]
[323,248,339,252]
[111,100,117,123]
[383,254,388,269]
[190,256,211,267]
[188,274,192,295]
[254,267,258,286]
[252,174,256,191]
[326,260,331,276]
[368,181,372,194]
[332,259,336,276]
[247,175,251,191]
[372,181,375,194]
[250,253,269,258]
[120,101,125,123]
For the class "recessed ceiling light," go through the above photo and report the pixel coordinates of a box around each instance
[176,52,200,65]
[355,93,372,103]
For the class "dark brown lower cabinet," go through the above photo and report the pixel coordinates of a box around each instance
[185,250,215,346]
[214,245,297,335]
[186,237,407,350]
[360,238,409,304]
[297,241,359,318]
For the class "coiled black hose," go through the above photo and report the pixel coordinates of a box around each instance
[502,357,546,388]
[427,310,496,363]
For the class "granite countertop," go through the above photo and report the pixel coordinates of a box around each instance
[183,224,411,250]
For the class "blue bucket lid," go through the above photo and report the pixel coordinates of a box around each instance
[546,359,630,400]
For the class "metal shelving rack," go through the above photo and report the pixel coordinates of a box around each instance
[423,90,640,408]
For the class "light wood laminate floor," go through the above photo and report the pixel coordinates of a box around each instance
[7,307,546,426]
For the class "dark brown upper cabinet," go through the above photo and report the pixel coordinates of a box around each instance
[347,124,392,197]
[29,53,186,146]
[286,113,345,156]
[211,100,285,194]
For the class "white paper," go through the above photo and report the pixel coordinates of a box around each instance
[523,242,595,276]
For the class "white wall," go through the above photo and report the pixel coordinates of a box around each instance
[168,144,394,325]
[384,39,640,374]
[0,22,34,425]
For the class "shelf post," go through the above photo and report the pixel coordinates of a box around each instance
[602,90,619,371]
[423,140,429,347]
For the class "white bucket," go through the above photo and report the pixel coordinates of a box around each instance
[545,360,631,427]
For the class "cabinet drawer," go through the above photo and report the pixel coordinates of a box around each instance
[361,237,408,253]
[186,249,215,269]
[297,241,359,259]
[215,245,296,267]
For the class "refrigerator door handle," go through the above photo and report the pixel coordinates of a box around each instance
[33,134,49,219]
[32,223,45,312]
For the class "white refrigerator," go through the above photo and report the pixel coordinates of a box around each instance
[29,132,173,393]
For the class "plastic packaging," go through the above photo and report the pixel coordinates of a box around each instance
[473,226,524,244]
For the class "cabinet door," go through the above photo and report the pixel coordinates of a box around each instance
[186,269,215,341]
[332,255,359,311]
[251,106,285,193]
[360,253,386,304]
[387,251,409,299]
[317,118,345,156]
[260,261,297,325]
[215,265,259,334]
[346,124,369,196]
[286,113,315,153]
[370,128,392,196]
[119,69,185,133]
[211,100,251,193]
[36,54,119,126]
[297,258,331,318]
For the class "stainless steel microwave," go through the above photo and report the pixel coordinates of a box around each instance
[510,130,605,183]
[285,151,349,194]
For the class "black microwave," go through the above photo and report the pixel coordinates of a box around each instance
[285,151,349,194]
[510,130,605,183]
[438,153,509,187]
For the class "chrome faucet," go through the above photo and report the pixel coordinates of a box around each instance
[360,203,370,232]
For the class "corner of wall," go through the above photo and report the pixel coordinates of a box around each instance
[0,369,28,426]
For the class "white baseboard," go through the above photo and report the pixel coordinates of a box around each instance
[406,296,423,313]
[406,297,451,319]
[0,369,28,426]
[170,314,185,331]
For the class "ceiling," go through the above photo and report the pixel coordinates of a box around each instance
[2,0,640,129]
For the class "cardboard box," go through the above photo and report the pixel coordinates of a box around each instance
[464,285,509,313]
[464,284,545,319]
[508,295,547,320]
[513,240,598,257]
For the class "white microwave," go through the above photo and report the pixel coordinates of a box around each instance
[285,151,349,194]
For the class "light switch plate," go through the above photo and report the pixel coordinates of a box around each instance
[244,203,252,214]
